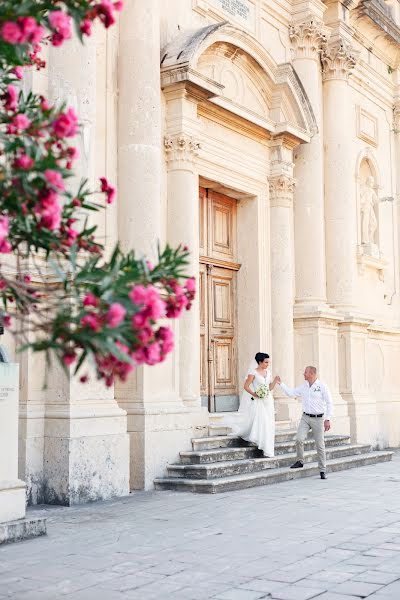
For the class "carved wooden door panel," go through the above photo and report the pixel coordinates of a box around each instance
[199,187,239,412]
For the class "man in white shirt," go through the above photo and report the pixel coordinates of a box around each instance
[278,366,333,480]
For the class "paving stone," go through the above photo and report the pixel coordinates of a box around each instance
[306,570,357,584]
[351,571,400,585]
[213,589,266,600]
[312,594,367,600]
[270,584,325,599]
[239,578,288,593]
[332,580,383,597]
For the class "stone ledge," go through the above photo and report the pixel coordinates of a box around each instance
[0,516,46,545]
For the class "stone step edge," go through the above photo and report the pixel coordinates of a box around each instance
[155,451,393,492]
[182,434,352,461]
[192,431,296,445]
[171,444,371,473]
[191,433,350,449]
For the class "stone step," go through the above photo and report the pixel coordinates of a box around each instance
[209,413,292,431]
[182,434,350,464]
[154,451,393,493]
[208,424,232,437]
[192,430,298,451]
[168,444,371,479]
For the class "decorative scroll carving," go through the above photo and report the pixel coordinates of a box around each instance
[269,175,296,208]
[164,134,201,167]
[289,17,330,60]
[321,40,358,81]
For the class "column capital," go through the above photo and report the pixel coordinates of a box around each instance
[321,39,358,81]
[269,175,296,208]
[289,16,331,60]
[164,134,200,168]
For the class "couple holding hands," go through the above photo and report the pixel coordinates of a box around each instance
[233,352,333,480]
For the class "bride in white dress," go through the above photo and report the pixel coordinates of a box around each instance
[230,352,280,457]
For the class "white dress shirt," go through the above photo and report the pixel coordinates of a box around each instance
[279,378,333,419]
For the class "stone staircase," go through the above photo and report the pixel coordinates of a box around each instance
[154,426,393,493]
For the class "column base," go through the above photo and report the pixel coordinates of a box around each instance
[127,402,208,490]
[38,404,129,506]
[0,480,26,523]
[294,304,350,434]
[0,516,46,545]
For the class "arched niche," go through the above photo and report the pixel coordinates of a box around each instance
[357,151,380,253]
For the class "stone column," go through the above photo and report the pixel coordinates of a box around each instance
[165,134,201,407]
[118,0,162,255]
[322,38,358,310]
[34,33,130,506]
[290,16,329,307]
[268,138,297,422]
[116,2,207,489]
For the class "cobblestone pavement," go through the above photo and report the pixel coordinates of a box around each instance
[1,453,400,600]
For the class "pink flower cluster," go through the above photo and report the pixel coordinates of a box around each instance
[165,277,196,318]
[48,11,72,47]
[0,17,44,46]
[100,177,116,204]
[0,216,11,253]
[52,108,78,138]
[82,1,124,35]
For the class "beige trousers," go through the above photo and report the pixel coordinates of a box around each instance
[296,413,326,472]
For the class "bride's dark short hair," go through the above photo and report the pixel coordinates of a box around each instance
[255,352,269,364]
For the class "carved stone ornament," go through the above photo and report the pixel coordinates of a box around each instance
[289,17,331,60]
[164,134,201,166]
[321,40,358,81]
[269,175,296,208]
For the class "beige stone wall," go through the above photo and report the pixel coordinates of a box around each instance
[16,0,400,503]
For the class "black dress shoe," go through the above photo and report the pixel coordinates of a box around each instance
[320,472,327,480]
[290,460,304,469]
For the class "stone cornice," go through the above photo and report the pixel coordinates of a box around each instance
[164,134,201,168]
[269,175,296,208]
[289,16,331,60]
[321,39,359,81]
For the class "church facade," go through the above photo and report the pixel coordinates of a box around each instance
[15,0,400,504]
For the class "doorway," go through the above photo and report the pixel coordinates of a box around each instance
[199,187,240,412]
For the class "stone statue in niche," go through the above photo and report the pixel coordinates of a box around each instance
[360,176,378,255]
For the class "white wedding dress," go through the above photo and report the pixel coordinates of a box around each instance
[224,366,275,457]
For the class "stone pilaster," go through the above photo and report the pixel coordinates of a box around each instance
[290,16,328,307]
[323,38,359,310]
[269,139,297,423]
[165,133,202,408]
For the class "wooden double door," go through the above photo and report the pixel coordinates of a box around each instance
[199,187,240,412]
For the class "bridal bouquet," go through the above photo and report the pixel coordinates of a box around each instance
[254,383,269,399]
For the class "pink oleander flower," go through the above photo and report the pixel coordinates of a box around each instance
[80,19,92,36]
[12,114,31,131]
[14,154,34,170]
[18,16,44,44]
[52,107,78,138]
[1,21,22,44]
[12,67,24,80]
[4,85,18,111]
[156,326,174,355]
[65,227,79,247]
[114,1,124,10]
[106,303,126,328]
[48,11,72,47]
[165,293,188,319]
[99,177,116,204]
[0,217,10,254]
[62,351,76,366]
[45,169,65,191]
[1,314,12,328]
[129,284,165,321]
[185,277,196,294]
[132,312,149,329]
[0,279,7,291]
[83,293,99,307]
[38,190,62,230]
[97,0,116,28]
[40,96,50,111]
[81,313,102,332]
